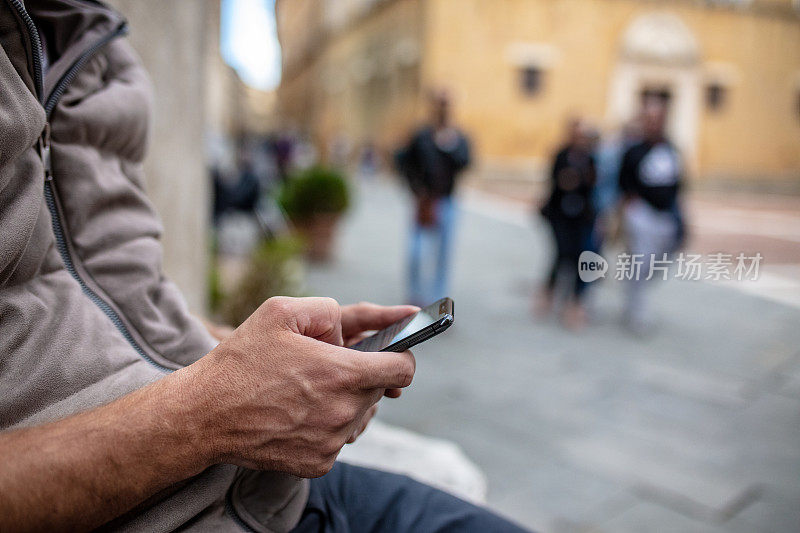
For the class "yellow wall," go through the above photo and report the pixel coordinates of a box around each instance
[424,0,800,183]
[696,6,800,179]
[319,0,424,150]
[277,0,800,187]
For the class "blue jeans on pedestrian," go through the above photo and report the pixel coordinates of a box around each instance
[408,196,455,305]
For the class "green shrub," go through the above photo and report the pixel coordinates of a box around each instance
[278,165,350,221]
[218,237,304,327]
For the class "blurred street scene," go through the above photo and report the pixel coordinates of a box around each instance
[307,176,800,532]
[106,0,800,531]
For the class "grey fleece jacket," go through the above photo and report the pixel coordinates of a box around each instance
[0,0,307,530]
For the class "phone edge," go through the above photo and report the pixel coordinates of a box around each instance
[380,313,453,353]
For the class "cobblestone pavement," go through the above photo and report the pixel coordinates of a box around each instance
[307,178,800,533]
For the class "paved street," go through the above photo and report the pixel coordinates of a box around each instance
[307,178,800,533]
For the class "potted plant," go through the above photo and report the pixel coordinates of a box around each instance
[215,237,304,327]
[278,165,351,261]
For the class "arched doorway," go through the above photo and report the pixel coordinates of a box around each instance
[607,13,701,171]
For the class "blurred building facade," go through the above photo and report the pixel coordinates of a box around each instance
[276,0,800,192]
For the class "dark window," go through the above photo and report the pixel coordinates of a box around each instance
[796,90,800,121]
[640,87,672,108]
[705,83,726,111]
[520,66,543,96]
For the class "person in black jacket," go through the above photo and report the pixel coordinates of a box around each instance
[538,119,597,329]
[618,100,685,333]
[395,90,471,305]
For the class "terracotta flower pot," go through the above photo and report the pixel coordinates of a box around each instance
[292,213,341,262]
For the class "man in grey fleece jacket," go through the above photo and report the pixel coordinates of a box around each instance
[0,1,529,531]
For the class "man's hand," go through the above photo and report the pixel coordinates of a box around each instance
[339,302,419,439]
[187,297,417,477]
[0,296,415,531]
[340,302,419,400]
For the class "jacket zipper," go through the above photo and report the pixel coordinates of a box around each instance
[38,122,52,181]
[10,0,172,373]
[6,0,44,100]
[42,183,171,371]
[44,22,128,117]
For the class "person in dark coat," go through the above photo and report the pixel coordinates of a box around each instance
[538,118,597,328]
[395,89,471,305]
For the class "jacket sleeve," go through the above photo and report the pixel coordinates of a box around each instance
[446,133,471,173]
[396,131,427,196]
[551,149,567,185]
[618,146,637,196]
[46,39,218,367]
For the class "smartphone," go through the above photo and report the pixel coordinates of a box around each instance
[350,297,454,353]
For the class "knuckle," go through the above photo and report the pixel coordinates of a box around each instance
[320,438,344,458]
[317,296,339,311]
[325,359,355,389]
[265,296,292,316]
[309,297,342,331]
[339,360,361,388]
[323,297,342,321]
[327,356,360,388]
[326,406,353,432]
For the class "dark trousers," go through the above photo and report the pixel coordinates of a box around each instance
[545,215,593,300]
[290,462,531,533]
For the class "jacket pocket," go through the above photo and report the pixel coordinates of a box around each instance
[227,469,310,533]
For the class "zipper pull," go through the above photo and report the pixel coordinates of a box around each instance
[38,122,52,181]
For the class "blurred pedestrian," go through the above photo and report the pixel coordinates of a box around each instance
[212,144,260,221]
[272,129,295,182]
[618,100,685,334]
[538,118,597,329]
[358,141,381,181]
[590,119,641,252]
[395,89,471,305]
[329,132,352,169]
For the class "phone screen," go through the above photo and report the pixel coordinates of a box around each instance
[350,299,452,352]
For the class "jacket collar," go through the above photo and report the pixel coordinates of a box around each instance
[1,0,125,108]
